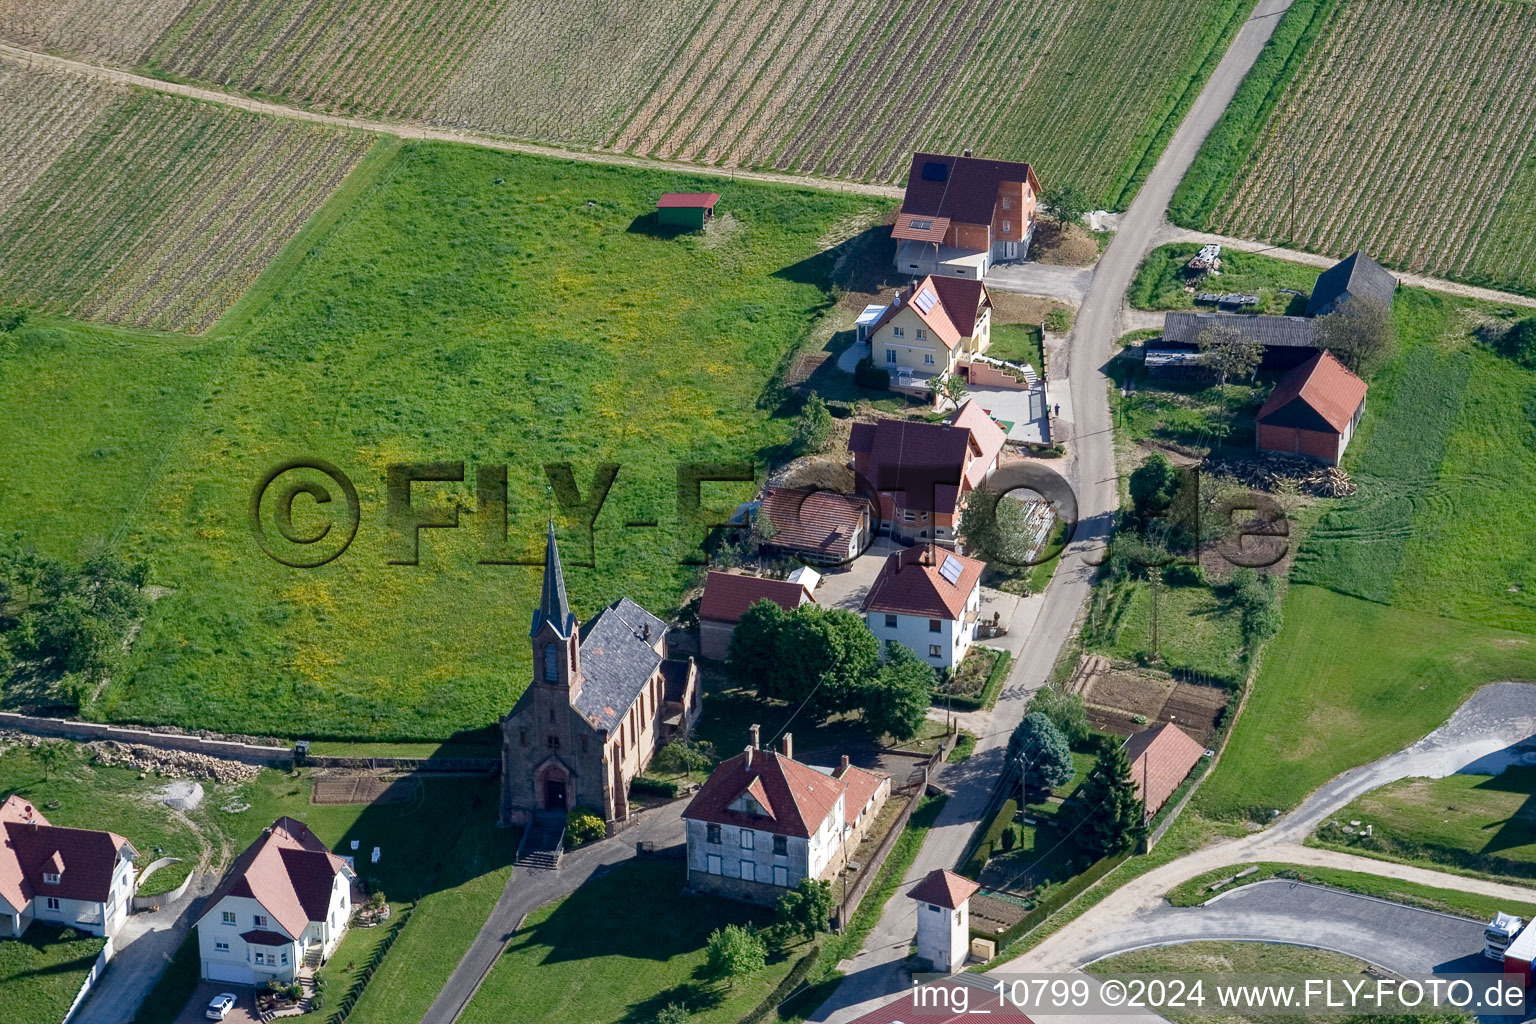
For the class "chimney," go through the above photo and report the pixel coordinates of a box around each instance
[782,733,793,760]
[963,148,972,158]
[642,622,651,641]
[840,754,850,771]
[744,744,754,770]
[750,723,760,750]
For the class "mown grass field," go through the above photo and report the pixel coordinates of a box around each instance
[1086,579,1249,687]
[1172,0,1536,296]
[55,143,879,739]
[0,924,106,1024]
[459,860,797,1024]
[1314,768,1536,886]
[7,0,1254,205]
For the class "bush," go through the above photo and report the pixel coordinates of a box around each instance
[705,924,767,984]
[287,982,302,1001]
[309,991,325,1011]
[1026,686,1092,746]
[1496,317,1536,370]
[656,1004,690,1024]
[653,739,712,775]
[1164,563,1205,586]
[1044,307,1074,333]
[791,395,833,456]
[565,806,606,848]
[854,357,890,390]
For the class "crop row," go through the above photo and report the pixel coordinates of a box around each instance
[0,0,189,65]
[1209,0,1536,294]
[0,85,372,332]
[0,57,124,221]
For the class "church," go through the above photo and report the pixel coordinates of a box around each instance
[500,526,701,828]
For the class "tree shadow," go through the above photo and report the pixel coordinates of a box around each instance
[621,980,726,1024]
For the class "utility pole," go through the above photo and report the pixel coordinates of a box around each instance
[1147,566,1162,663]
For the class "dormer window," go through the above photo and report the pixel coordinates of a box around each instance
[43,872,60,885]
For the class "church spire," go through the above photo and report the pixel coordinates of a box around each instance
[530,522,575,638]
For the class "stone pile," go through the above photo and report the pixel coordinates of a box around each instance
[91,741,261,784]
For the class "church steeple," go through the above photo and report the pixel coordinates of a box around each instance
[531,522,575,639]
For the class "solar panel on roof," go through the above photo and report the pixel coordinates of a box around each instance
[909,218,932,230]
[939,554,963,584]
[921,161,949,182]
[912,288,937,313]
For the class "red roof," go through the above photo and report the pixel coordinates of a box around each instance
[846,991,1035,1024]
[929,277,990,337]
[899,152,1041,227]
[848,414,1000,517]
[1122,723,1205,814]
[890,211,951,244]
[834,761,888,817]
[907,868,980,910]
[862,545,984,620]
[656,192,720,209]
[1256,350,1367,435]
[684,748,886,839]
[699,571,813,624]
[946,400,1006,489]
[0,795,135,909]
[761,487,871,556]
[199,817,353,939]
[869,275,986,351]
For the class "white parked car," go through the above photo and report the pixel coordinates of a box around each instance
[205,993,238,1020]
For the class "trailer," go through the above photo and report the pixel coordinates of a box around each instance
[1500,916,1536,985]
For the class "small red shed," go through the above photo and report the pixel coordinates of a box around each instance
[655,192,720,230]
[1255,350,1367,466]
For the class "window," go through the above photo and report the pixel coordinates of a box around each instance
[707,823,721,845]
[915,328,927,341]
[929,644,941,658]
[884,614,897,628]
[519,728,528,745]
[281,951,289,966]
[740,860,756,882]
[45,896,60,911]
[707,853,722,875]
[547,735,560,749]
[740,829,754,850]
[1003,220,1011,233]
[903,510,916,522]
[886,349,896,364]
[773,865,789,887]
[544,643,558,681]
[929,619,941,632]
[892,326,904,338]
[43,872,59,885]
[214,941,230,952]
[924,352,935,365]
[1002,197,1012,210]
[928,903,943,913]
[254,915,268,929]
[222,911,236,925]
[773,835,788,857]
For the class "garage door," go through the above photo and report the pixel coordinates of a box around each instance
[205,960,256,985]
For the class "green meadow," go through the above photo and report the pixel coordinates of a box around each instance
[0,139,883,739]
[1197,288,1536,819]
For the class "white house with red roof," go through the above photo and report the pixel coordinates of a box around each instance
[195,816,355,985]
[847,401,1005,545]
[892,152,1041,279]
[908,868,980,971]
[683,729,889,904]
[862,545,984,669]
[865,276,993,400]
[698,570,816,661]
[0,794,137,941]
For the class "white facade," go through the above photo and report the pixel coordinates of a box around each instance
[867,582,981,670]
[686,788,847,893]
[915,896,970,972]
[0,847,134,940]
[197,871,350,985]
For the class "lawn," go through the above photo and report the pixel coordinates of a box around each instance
[1312,768,1536,886]
[1110,365,1266,452]
[0,924,105,1024]
[987,323,1044,372]
[1085,577,1248,688]
[458,860,798,1024]
[1129,244,1319,315]
[49,142,881,740]
[1196,587,1536,821]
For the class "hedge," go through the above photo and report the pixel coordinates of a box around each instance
[941,648,1013,712]
[630,775,680,798]
[333,904,414,1022]
[854,357,890,390]
[973,851,1131,952]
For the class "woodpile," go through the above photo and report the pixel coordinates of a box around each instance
[90,741,261,784]
[1203,452,1356,497]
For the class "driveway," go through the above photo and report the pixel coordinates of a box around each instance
[74,872,217,1024]
[171,984,260,1024]
[812,537,903,612]
[966,384,1048,443]
[985,262,1094,305]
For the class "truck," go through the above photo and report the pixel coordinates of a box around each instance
[1487,912,1524,962]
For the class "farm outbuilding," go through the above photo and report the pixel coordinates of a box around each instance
[655,192,720,229]
[1255,350,1367,466]
[1161,311,1319,369]
[1306,250,1398,317]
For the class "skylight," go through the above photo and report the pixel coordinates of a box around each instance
[913,288,937,314]
[939,554,963,584]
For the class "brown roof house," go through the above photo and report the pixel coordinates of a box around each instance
[500,526,701,831]
[866,276,994,402]
[684,729,889,904]
[1122,723,1206,816]
[1255,350,1367,465]
[862,544,984,670]
[847,401,1005,546]
[892,152,1042,278]
[698,570,816,661]
[760,486,873,566]
[0,795,137,941]
[195,817,354,985]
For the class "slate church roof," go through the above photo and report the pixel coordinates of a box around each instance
[573,598,667,731]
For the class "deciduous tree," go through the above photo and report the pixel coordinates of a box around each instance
[775,878,836,940]
[705,924,767,985]
[862,642,934,740]
[1197,323,1263,389]
[1314,296,1395,377]
[1041,184,1089,226]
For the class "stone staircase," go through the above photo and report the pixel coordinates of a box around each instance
[515,811,566,870]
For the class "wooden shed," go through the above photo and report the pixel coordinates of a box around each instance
[655,192,720,230]
[1255,350,1367,466]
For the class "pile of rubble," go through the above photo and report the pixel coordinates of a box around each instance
[1204,453,1357,497]
[90,741,261,784]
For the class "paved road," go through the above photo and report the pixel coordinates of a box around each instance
[1009,683,1536,974]
[419,800,687,1024]
[807,5,1300,1023]
[73,873,217,1024]
[0,43,902,201]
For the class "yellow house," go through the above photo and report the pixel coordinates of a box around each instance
[867,276,992,395]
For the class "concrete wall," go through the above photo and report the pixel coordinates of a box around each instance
[699,619,734,662]
[0,712,292,767]
[968,363,1029,391]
